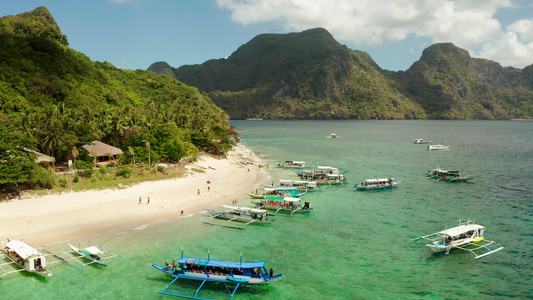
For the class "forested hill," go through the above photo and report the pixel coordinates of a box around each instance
[0,7,235,190]
[149,28,533,120]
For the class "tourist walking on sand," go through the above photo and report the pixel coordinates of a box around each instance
[139,197,142,204]
[147,197,150,204]
[198,189,200,195]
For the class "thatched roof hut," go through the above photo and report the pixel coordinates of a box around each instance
[81,141,123,166]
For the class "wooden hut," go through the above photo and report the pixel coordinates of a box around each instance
[81,141,123,167]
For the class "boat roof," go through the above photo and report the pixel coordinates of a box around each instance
[438,224,485,237]
[3,240,42,259]
[221,205,267,214]
[364,178,393,183]
[282,197,301,202]
[179,257,267,269]
[284,160,304,164]
[85,246,103,255]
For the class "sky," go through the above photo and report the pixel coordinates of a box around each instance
[1,0,532,71]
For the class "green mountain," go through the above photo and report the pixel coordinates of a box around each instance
[149,28,533,120]
[0,7,235,190]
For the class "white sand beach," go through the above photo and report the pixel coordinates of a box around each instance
[0,144,266,245]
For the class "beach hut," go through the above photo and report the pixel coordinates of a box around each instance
[81,141,123,167]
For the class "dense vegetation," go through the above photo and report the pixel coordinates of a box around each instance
[150,28,533,120]
[0,7,236,193]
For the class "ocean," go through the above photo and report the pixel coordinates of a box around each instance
[2,120,532,299]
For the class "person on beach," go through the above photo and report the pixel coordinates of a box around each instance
[181,210,184,215]
[198,189,200,195]
[207,186,210,192]
[147,197,150,204]
[139,197,142,204]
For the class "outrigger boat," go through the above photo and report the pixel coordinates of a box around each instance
[297,166,348,185]
[252,197,314,216]
[1,240,52,278]
[354,178,400,191]
[414,138,431,144]
[277,160,305,168]
[426,168,473,182]
[276,179,319,191]
[152,248,283,299]
[246,186,305,200]
[67,243,111,266]
[426,144,450,151]
[413,219,504,259]
[204,205,274,230]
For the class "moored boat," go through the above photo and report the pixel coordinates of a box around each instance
[68,243,108,266]
[426,144,450,151]
[1,240,52,277]
[152,248,283,298]
[298,166,348,185]
[204,205,274,229]
[426,168,473,182]
[414,138,431,144]
[354,178,400,191]
[246,186,305,200]
[252,197,313,215]
[413,220,504,259]
[277,160,305,168]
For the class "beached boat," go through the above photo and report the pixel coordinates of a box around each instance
[354,178,400,191]
[277,160,305,168]
[252,197,314,215]
[414,138,431,144]
[297,166,348,185]
[246,186,305,200]
[426,168,473,182]
[152,248,283,299]
[68,243,109,266]
[426,144,450,151]
[204,205,274,229]
[1,240,52,278]
[413,220,504,259]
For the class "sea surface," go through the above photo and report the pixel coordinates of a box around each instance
[2,120,532,299]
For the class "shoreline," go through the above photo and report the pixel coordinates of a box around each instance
[0,144,266,246]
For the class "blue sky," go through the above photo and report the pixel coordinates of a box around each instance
[1,0,532,71]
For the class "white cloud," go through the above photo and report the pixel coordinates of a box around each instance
[216,0,532,68]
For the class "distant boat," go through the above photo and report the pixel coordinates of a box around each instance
[413,219,504,259]
[426,144,450,151]
[246,118,263,120]
[426,168,473,182]
[354,178,400,191]
[414,138,431,144]
[330,133,339,139]
[1,240,52,278]
[277,160,306,168]
[152,248,283,298]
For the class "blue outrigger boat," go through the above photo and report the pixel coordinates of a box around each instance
[152,248,283,299]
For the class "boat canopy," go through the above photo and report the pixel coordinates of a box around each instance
[4,240,42,260]
[84,246,104,255]
[179,257,267,269]
[282,197,301,202]
[221,205,267,214]
[438,224,484,237]
[365,178,392,183]
[284,160,305,164]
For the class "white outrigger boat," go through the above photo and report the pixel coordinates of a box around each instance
[426,168,473,182]
[277,160,305,168]
[426,144,450,151]
[297,166,348,185]
[247,186,305,200]
[1,240,52,278]
[204,205,274,230]
[413,220,504,259]
[67,243,111,266]
[252,197,313,216]
[354,178,400,191]
[276,179,319,191]
[414,138,431,144]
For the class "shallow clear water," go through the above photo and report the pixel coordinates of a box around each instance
[2,120,532,299]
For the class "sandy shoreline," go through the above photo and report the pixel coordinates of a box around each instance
[0,144,266,245]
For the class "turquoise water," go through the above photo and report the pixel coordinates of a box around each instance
[2,120,532,299]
